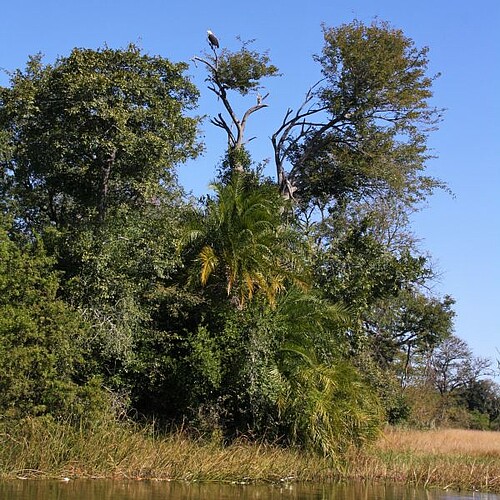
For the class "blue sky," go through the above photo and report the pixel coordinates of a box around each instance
[1,1,499,369]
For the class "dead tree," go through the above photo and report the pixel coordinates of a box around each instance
[193,41,272,172]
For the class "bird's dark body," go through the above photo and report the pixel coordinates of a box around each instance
[207,30,219,49]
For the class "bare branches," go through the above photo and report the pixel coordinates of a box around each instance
[210,113,235,146]
[240,92,269,146]
[193,52,271,172]
[271,79,343,198]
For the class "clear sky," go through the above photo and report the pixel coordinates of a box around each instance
[1,0,499,369]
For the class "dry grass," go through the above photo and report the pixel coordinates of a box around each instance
[377,428,500,457]
[2,420,500,493]
[0,417,335,482]
[342,427,500,493]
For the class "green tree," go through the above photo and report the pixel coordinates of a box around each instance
[273,19,443,204]
[277,354,382,456]
[273,289,382,456]
[176,172,384,451]
[192,22,449,439]
[0,44,201,229]
[457,379,500,429]
[366,291,455,379]
[54,200,192,387]
[168,284,383,455]
[0,45,203,410]
[0,22,456,453]
[182,172,307,309]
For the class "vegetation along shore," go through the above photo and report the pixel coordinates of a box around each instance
[1,420,500,493]
[1,17,498,496]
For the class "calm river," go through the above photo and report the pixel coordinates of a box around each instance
[1,480,499,500]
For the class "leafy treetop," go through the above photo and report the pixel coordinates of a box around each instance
[0,44,202,229]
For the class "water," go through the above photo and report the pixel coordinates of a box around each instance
[0,480,499,500]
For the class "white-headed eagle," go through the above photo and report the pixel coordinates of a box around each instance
[207,30,220,49]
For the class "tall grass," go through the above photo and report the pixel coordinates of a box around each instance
[343,427,500,493]
[2,420,500,493]
[379,427,500,457]
[0,416,334,482]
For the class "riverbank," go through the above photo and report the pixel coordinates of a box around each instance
[1,418,499,493]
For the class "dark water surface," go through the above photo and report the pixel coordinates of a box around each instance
[0,480,499,500]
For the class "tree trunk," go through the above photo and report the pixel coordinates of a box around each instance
[98,148,116,223]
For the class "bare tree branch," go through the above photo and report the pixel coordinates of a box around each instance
[194,53,272,172]
[270,78,356,198]
[210,113,235,147]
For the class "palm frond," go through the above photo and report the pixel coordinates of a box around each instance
[199,245,219,285]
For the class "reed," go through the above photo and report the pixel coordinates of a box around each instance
[0,417,334,482]
[1,419,499,493]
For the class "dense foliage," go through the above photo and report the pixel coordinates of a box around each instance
[0,217,107,420]
[1,22,497,463]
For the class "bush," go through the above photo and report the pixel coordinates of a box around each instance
[0,221,107,420]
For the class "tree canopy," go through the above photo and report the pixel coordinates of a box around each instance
[0,44,201,229]
[272,20,443,208]
[1,21,494,457]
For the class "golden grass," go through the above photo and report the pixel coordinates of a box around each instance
[342,427,500,493]
[377,427,500,457]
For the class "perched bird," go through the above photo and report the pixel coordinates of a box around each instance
[207,30,220,49]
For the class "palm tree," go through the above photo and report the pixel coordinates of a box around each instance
[274,290,383,457]
[277,355,382,456]
[179,177,382,453]
[183,173,307,309]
